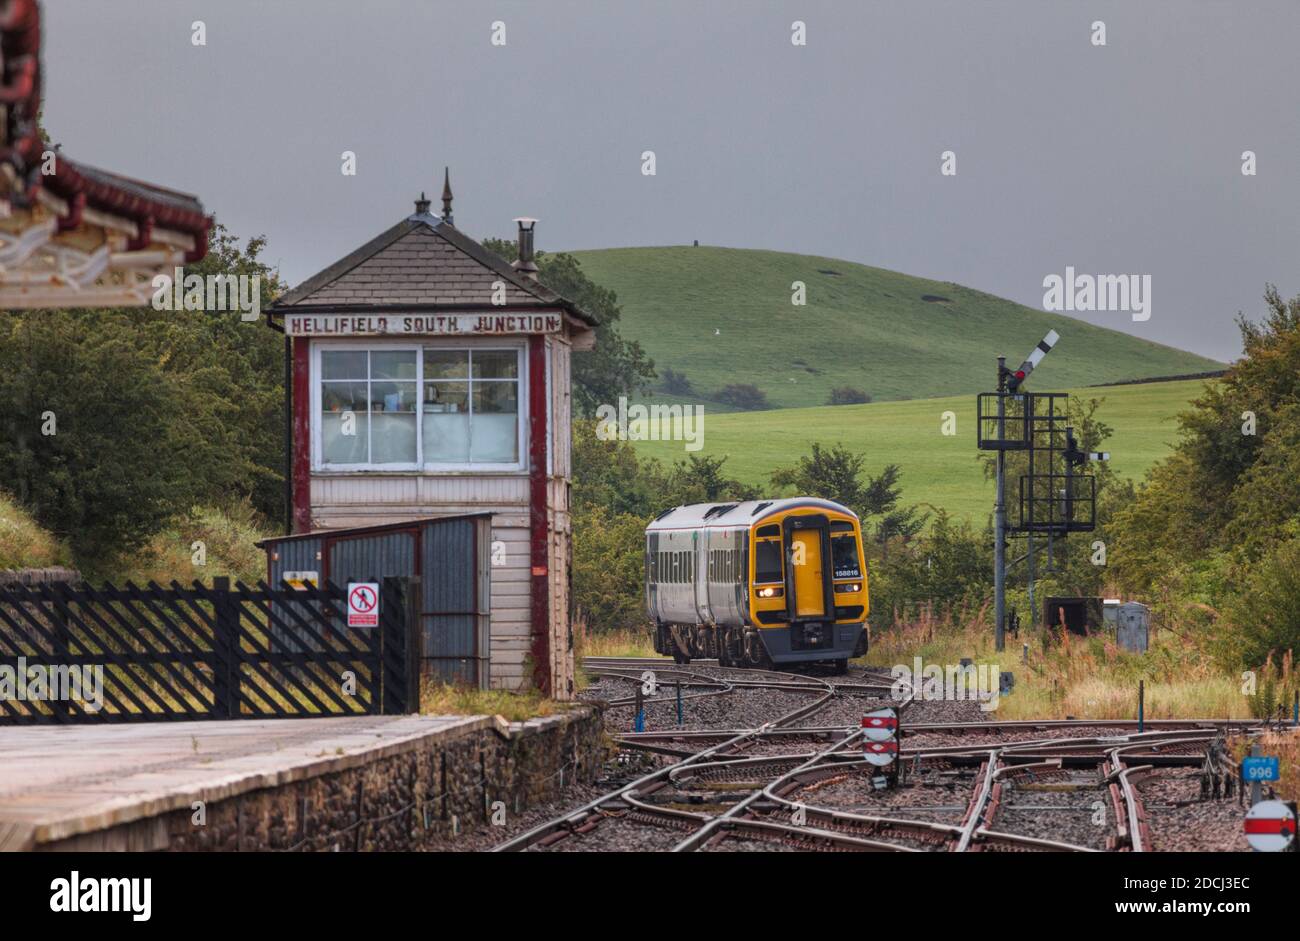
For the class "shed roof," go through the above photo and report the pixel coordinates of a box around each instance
[271,209,599,326]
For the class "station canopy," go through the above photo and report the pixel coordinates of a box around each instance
[0,0,211,308]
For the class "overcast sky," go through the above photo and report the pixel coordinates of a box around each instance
[45,1,1300,361]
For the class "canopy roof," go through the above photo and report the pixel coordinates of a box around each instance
[0,0,212,308]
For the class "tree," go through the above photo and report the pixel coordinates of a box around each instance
[667,454,760,503]
[0,313,204,567]
[482,240,655,417]
[769,443,925,548]
[659,368,693,396]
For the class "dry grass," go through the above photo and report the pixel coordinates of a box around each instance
[863,604,1261,721]
[111,502,271,586]
[0,491,70,570]
[419,677,572,722]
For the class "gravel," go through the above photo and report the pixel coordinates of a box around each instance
[989,768,1114,849]
[526,814,695,852]
[1141,768,1250,852]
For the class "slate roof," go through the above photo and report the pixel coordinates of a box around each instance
[272,211,599,326]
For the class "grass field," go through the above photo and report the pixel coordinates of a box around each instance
[571,246,1222,410]
[627,378,1209,524]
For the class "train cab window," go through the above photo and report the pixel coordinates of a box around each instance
[754,538,782,584]
[831,533,862,580]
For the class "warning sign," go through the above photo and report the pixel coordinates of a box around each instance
[347,582,380,628]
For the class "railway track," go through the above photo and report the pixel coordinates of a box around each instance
[492,657,1258,852]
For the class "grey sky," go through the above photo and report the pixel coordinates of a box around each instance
[45,0,1300,361]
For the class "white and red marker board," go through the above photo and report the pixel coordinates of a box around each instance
[1244,800,1296,853]
[862,707,899,766]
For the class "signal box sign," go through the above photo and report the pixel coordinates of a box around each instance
[284,313,562,337]
[346,582,380,628]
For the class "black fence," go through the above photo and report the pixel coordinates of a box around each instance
[0,576,421,724]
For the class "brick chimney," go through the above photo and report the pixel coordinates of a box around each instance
[512,217,539,281]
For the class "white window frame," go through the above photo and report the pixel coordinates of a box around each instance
[310,337,528,474]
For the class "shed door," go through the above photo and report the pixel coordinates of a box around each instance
[422,517,489,687]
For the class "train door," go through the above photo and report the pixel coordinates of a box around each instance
[695,529,712,625]
[783,514,833,621]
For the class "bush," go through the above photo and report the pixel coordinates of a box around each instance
[659,368,694,396]
[572,506,649,634]
[1220,534,1300,668]
[828,386,871,405]
[713,383,769,410]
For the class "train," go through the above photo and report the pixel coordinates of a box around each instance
[645,497,869,672]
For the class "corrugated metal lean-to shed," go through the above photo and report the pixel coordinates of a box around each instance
[258,515,492,686]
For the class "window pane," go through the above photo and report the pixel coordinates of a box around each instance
[423,381,467,412]
[372,350,417,380]
[423,381,469,462]
[322,350,367,380]
[321,381,369,464]
[371,413,416,463]
[321,380,367,413]
[473,380,517,414]
[370,380,417,463]
[372,380,416,414]
[424,349,469,379]
[473,350,518,379]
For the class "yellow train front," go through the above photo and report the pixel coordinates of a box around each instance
[645,497,869,673]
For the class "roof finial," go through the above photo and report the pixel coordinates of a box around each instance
[414,190,431,215]
[441,167,454,225]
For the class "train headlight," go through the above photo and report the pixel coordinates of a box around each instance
[757,586,784,598]
[834,582,861,594]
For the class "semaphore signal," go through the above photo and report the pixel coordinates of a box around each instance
[978,330,1110,652]
[1004,329,1059,393]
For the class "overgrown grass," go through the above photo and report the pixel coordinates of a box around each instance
[1233,731,1300,803]
[862,604,1260,720]
[579,627,656,659]
[0,491,70,570]
[92,501,272,586]
[419,678,573,722]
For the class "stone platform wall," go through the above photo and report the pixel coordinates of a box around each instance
[39,708,605,852]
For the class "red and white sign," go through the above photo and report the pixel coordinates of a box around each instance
[862,707,899,743]
[1244,800,1296,853]
[863,740,899,766]
[347,582,380,628]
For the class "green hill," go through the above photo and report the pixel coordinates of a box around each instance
[570,246,1222,408]
[626,378,1208,524]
